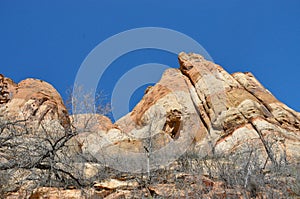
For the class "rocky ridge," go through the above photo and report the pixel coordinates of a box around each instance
[73,52,300,168]
[1,52,300,198]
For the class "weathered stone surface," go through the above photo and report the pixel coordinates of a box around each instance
[0,75,73,194]
[70,113,114,132]
[93,178,139,190]
[0,74,70,129]
[66,52,300,173]
[1,52,300,198]
[177,52,300,164]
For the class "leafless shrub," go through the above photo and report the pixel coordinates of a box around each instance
[1,86,299,198]
[139,141,300,198]
[65,85,110,117]
[0,87,111,195]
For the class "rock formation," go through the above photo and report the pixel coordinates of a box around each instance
[0,75,72,195]
[1,52,300,198]
[72,52,300,172]
[0,74,69,129]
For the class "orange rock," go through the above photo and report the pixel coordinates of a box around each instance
[0,74,70,129]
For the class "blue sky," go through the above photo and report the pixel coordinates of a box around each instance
[1,0,299,119]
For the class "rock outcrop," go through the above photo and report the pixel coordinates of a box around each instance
[0,74,70,129]
[1,52,300,198]
[73,52,300,173]
[0,75,72,195]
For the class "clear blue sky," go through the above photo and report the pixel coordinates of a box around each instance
[1,0,299,118]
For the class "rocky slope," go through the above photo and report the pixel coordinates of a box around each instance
[73,52,300,171]
[1,53,300,198]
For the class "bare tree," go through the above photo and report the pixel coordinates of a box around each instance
[0,86,111,195]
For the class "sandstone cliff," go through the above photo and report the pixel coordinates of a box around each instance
[1,53,300,198]
[0,74,69,129]
[72,52,300,173]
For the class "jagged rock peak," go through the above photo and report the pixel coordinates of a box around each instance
[178,52,300,132]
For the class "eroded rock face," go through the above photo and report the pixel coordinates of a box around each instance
[70,52,300,171]
[0,74,70,129]
[0,74,15,104]
[71,68,206,172]
[2,53,299,169]
[177,52,300,163]
[0,75,72,194]
[1,52,300,198]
